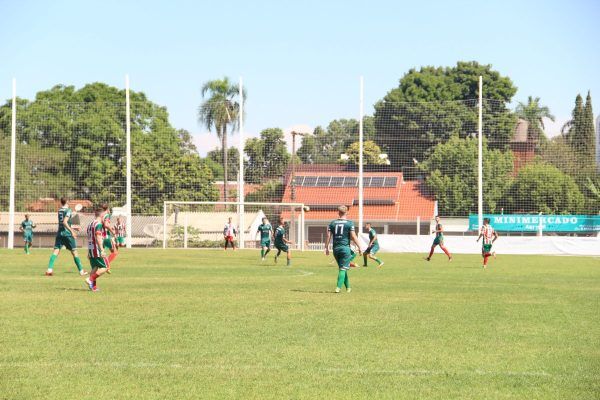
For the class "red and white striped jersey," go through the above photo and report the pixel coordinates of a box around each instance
[116,221,126,238]
[87,219,104,257]
[480,225,496,244]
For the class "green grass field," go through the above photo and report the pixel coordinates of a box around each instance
[0,249,598,399]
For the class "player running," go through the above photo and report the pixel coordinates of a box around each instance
[85,208,109,292]
[477,217,499,269]
[326,205,362,293]
[101,204,119,270]
[274,218,292,266]
[20,214,36,255]
[362,222,384,268]
[256,217,273,261]
[115,215,127,248]
[45,197,87,276]
[223,217,237,250]
[426,215,452,262]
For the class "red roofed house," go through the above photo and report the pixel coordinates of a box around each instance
[280,165,436,244]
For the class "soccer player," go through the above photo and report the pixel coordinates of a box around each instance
[426,215,452,262]
[223,217,237,250]
[274,218,292,266]
[477,217,499,269]
[20,214,36,255]
[101,204,119,269]
[46,197,87,276]
[256,217,273,261]
[85,208,109,292]
[362,222,384,268]
[325,205,362,293]
[115,215,126,248]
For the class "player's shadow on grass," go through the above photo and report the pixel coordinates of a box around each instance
[57,287,89,292]
[290,289,333,294]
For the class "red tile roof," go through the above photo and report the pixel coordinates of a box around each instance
[280,166,435,222]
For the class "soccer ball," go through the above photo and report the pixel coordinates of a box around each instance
[303,206,310,212]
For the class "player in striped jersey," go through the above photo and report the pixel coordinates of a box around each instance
[101,204,119,269]
[115,215,126,248]
[85,208,109,291]
[476,218,498,269]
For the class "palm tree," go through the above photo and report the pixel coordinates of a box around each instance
[198,77,245,202]
[515,96,555,141]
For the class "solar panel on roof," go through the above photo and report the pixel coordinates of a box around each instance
[316,176,331,187]
[303,176,317,186]
[294,176,305,186]
[343,177,357,187]
[384,177,398,187]
[370,177,384,187]
[362,177,372,187]
[330,177,345,186]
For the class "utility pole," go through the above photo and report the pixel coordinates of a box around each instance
[290,131,308,201]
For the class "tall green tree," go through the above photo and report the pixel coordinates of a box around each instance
[374,61,517,168]
[343,140,388,165]
[515,96,555,142]
[206,147,240,182]
[420,136,514,216]
[198,78,245,202]
[244,128,290,183]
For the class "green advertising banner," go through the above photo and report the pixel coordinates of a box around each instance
[469,214,600,232]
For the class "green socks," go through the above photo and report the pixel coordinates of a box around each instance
[261,249,265,258]
[363,254,368,266]
[74,257,83,272]
[48,254,57,270]
[25,244,29,254]
[265,248,270,256]
[287,259,291,266]
[337,269,348,289]
[375,258,382,265]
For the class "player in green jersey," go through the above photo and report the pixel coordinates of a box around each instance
[20,214,36,254]
[274,218,292,266]
[362,222,384,268]
[326,205,362,293]
[256,217,273,261]
[426,215,452,262]
[46,197,87,276]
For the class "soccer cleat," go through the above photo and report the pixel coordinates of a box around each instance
[346,288,352,293]
[45,271,53,276]
[79,270,88,276]
[425,257,431,261]
[106,267,111,274]
[378,262,384,269]
[85,278,94,291]
[362,265,368,267]
[261,257,265,262]
[91,286,100,292]
[448,257,453,262]
[335,287,341,293]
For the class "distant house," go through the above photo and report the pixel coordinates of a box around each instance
[510,119,536,175]
[279,164,436,243]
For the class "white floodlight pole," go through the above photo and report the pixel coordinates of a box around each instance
[125,75,132,249]
[477,75,483,229]
[358,76,364,236]
[238,77,245,249]
[8,78,17,249]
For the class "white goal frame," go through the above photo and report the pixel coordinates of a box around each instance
[163,201,307,251]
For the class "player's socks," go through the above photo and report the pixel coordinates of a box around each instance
[483,254,490,267]
[441,246,451,259]
[265,248,270,256]
[108,252,117,263]
[336,269,346,290]
[260,249,264,258]
[375,258,382,265]
[344,271,350,289]
[287,258,291,266]
[428,247,435,259]
[24,244,28,254]
[363,254,368,267]
[74,256,84,272]
[48,254,57,269]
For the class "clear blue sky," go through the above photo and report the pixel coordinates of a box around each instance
[1,0,599,154]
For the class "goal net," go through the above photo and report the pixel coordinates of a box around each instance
[162,201,306,250]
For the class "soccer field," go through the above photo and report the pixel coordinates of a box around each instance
[1,249,598,399]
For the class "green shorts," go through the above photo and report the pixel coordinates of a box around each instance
[54,235,77,251]
[482,244,493,254]
[275,243,289,253]
[23,233,33,243]
[89,256,108,269]
[365,244,379,255]
[333,247,355,270]
[433,236,443,246]
[260,239,271,248]
[103,237,115,251]
[117,237,126,246]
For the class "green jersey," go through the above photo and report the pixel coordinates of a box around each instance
[274,225,286,246]
[57,207,73,237]
[103,213,112,238]
[328,218,355,250]
[368,228,378,246]
[257,223,272,240]
[21,220,36,234]
[435,223,443,239]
